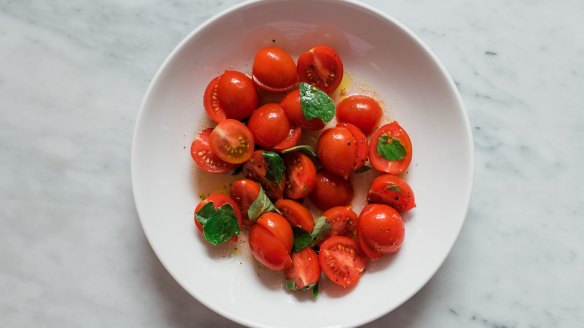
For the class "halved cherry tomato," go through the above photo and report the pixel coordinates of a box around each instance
[370,122,412,175]
[209,119,254,164]
[194,194,243,240]
[190,128,237,174]
[284,152,316,199]
[243,150,285,199]
[285,247,320,290]
[275,199,314,232]
[252,47,298,93]
[309,170,354,211]
[322,206,357,238]
[367,175,416,213]
[317,123,368,179]
[319,236,366,288]
[272,126,302,152]
[336,95,382,135]
[357,204,404,260]
[297,45,343,94]
[249,212,293,271]
[280,89,325,130]
[337,122,368,171]
[229,179,261,225]
[203,70,258,122]
[247,103,290,149]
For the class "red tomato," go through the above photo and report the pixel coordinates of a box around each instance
[252,47,298,93]
[209,119,254,164]
[317,123,368,179]
[242,150,286,199]
[275,199,314,232]
[370,122,413,174]
[229,179,261,225]
[203,70,258,122]
[367,175,416,213]
[297,45,344,94]
[247,103,291,149]
[322,206,357,238]
[190,128,237,174]
[357,204,404,260]
[249,212,293,270]
[285,247,320,290]
[319,236,366,287]
[309,170,354,211]
[280,89,325,130]
[194,194,243,239]
[336,95,382,135]
[272,126,302,152]
[338,122,368,171]
[284,152,316,199]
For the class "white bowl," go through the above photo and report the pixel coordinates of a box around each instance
[131,0,473,327]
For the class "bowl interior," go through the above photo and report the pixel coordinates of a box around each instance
[132,0,473,327]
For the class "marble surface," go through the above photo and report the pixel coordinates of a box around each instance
[1,0,583,327]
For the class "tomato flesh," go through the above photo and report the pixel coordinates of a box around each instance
[203,70,258,123]
[297,45,344,94]
[284,152,316,199]
[309,170,354,211]
[229,179,261,225]
[191,128,237,174]
[272,126,302,152]
[336,95,382,135]
[209,119,254,164]
[280,89,325,130]
[252,47,298,93]
[357,204,404,260]
[247,103,290,149]
[243,150,286,199]
[194,194,243,241]
[319,236,366,288]
[275,199,314,232]
[285,247,320,290]
[367,174,416,213]
[322,206,357,239]
[370,122,413,174]
[249,212,293,270]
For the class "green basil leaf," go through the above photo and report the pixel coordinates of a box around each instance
[385,184,402,194]
[312,282,319,298]
[285,279,297,290]
[309,216,331,247]
[292,227,313,252]
[195,202,216,226]
[247,187,276,222]
[280,145,317,158]
[299,82,335,125]
[377,135,407,161]
[354,165,372,173]
[203,204,240,245]
[262,151,285,185]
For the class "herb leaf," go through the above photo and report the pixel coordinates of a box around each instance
[312,282,319,298]
[292,216,331,251]
[285,280,297,290]
[354,165,372,173]
[377,135,407,161]
[202,204,240,245]
[292,227,313,252]
[195,202,216,227]
[280,145,317,158]
[299,82,335,125]
[247,187,276,222]
[262,151,285,185]
[385,184,402,194]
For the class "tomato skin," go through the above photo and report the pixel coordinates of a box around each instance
[275,199,314,232]
[280,89,325,130]
[249,212,293,271]
[209,119,254,164]
[243,150,286,199]
[229,179,261,225]
[203,71,258,123]
[297,45,344,94]
[317,127,356,179]
[367,175,416,213]
[309,170,354,211]
[272,126,302,152]
[194,194,243,241]
[319,236,366,288]
[285,247,321,290]
[284,152,316,199]
[252,47,298,93]
[322,206,357,239]
[191,128,237,174]
[357,204,405,260]
[337,122,368,171]
[247,103,291,149]
[370,122,413,175]
[336,95,382,135]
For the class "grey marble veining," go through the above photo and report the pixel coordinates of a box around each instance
[1,0,583,327]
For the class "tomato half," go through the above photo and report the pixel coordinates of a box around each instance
[272,126,302,152]
[275,199,314,232]
[309,170,354,211]
[337,122,368,171]
[285,247,320,290]
[203,70,258,123]
[194,194,243,238]
[243,150,286,199]
[336,95,382,135]
[249,212,293,270]
[357,204,404,260]
[284,152,316,199]
[209,119,254,164]
[317,123,368,179]
[367,174,416,213]
[229,179,261,225]
[319,236,366,288]
[297,45,343,94]
[247,103,291,149]
[322,206,357,239]
[190,128,237,174]
[252,47,298,93]
[370,122,413,175]
[280,89,325,130]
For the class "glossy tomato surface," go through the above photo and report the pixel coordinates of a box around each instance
[275,199,314,232]
[357,204,404,260]
[229,179,261,225]
[280,89,325,130]
[317,127,356,179]
[252,47,298,93]
[272,126,302,152]
[249,212,293,271]
[367,175,416,213]
[322,206,357,239]
[248,103,291,149]
[242,150,286,199]
[284,152,316,199]
[309,170,354,211]
[284,247,320,290]
[319,236,366,288]
[337,122,368,171]
[336,95,382,135]
[194,194,243,235]
[297,45,344,94]
[209,119,254,164]
[190,128,237,174]
[370,122,413,175]
[203,70,258,122]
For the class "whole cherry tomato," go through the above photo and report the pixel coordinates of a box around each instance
[247,103,291,149]
[336,95,382,135]
[203,70,258,122]
[357,204,405,260]
[252,47,298,93]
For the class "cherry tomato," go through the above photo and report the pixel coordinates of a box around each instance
[336,95,382,135]
[317,123,368,179]
[285,247,320,290]
[194,194,243,240]
[243,150,286,199]
[322,206,357,239]
[367,175,416,213]
[190,128,237,173]
[249,212,293,271]
[284,152,316,199]
[297,45,343,94]
[319,236,366,288]
[280,89,325,130]
[357,204,404,260]
[338,122,368,171]
[370,122,413,174]
[209,119,254,164]
[275,199,314,232]
[309,170,354,211]
[203,70,258,123]
[252,47,298,93]
[229,179,261,225]
[272,126,302,152]
[247,103,291,149]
